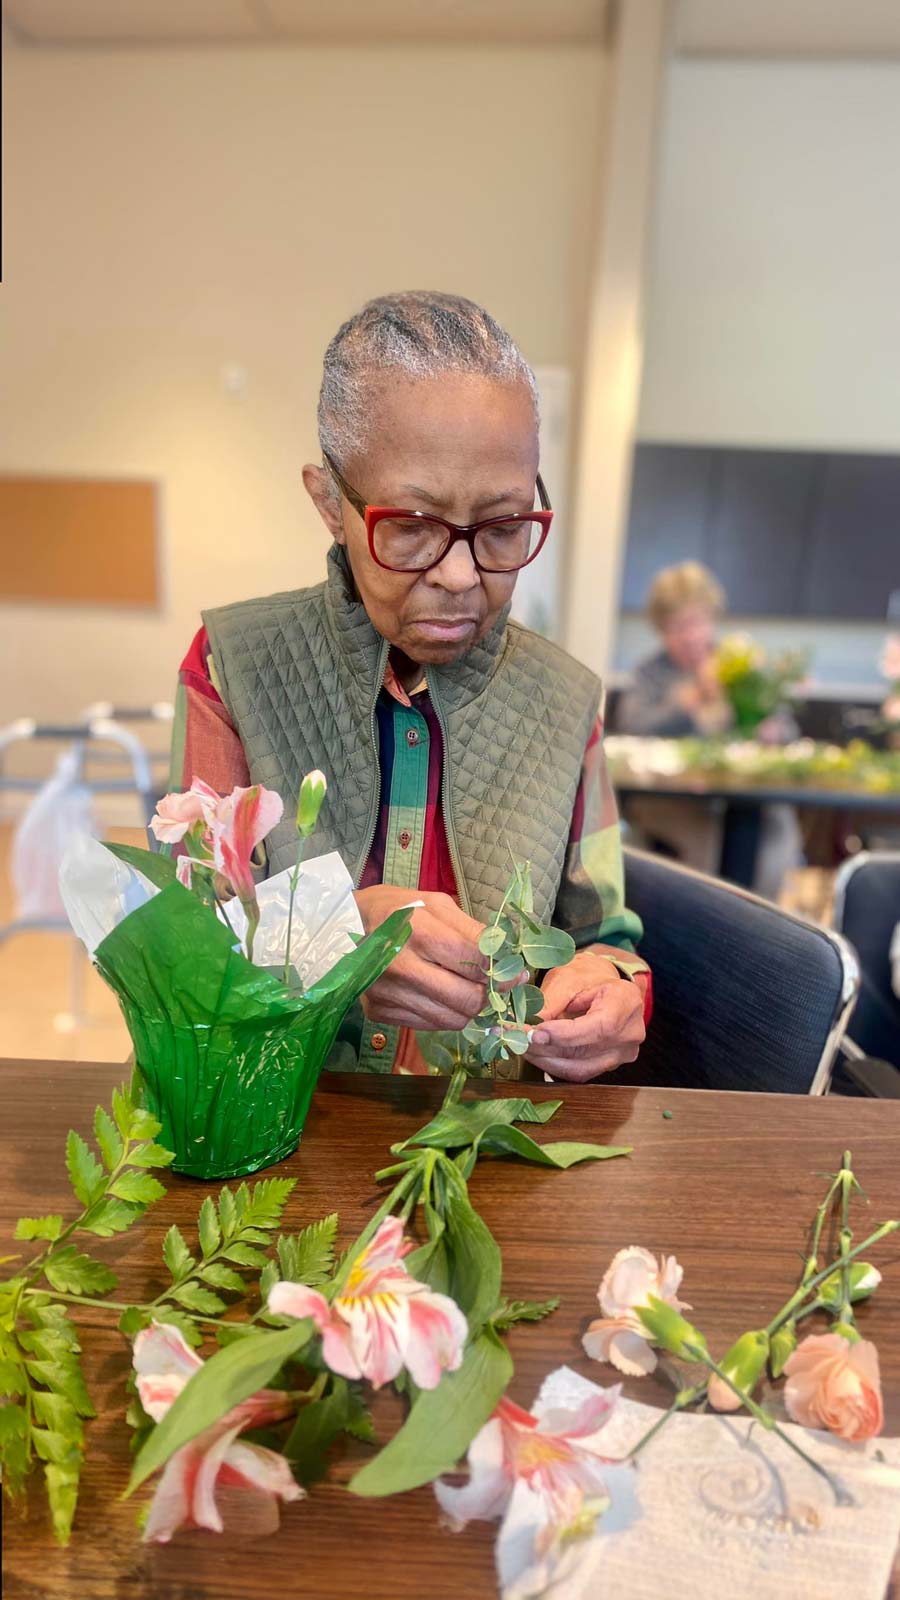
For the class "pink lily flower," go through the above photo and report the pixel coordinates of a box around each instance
[268,1215,468,1390]
[209,784,283,904]
[582,1245,689,1377]
[435,1387,627,1598]
[149,779,220,845]
[133,1322,302,1543]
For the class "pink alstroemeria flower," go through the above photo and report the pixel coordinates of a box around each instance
[149,779,220,845]
[436,1387,628,1598]
[209,784,284,908]
[268,1215,468,1390]
[581,1245,689,1377]
[133,1322,302,1543]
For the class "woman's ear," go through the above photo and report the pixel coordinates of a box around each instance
[302,464,345,544]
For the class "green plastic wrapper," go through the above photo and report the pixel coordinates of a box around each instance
[93,882,412,1179]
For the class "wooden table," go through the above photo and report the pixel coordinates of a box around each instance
[615,773,900,886]
[3,1062,900,1599]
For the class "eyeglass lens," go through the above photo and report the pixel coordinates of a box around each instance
[373,515,545,572]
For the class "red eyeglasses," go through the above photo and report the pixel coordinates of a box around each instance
[323,451,553,575]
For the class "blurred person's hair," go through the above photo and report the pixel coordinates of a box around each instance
[317,290,538,479]
[646,561,726,630]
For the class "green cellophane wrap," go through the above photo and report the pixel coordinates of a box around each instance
[93,883,412,1179]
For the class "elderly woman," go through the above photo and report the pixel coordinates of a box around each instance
[617,562,801,900]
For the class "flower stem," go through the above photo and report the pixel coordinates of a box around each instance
[627,1381,706,1461]
[691,1347,851,1504]
[838,1151,855,1329]
[765,1219,898,1338]
[281,842,305,987]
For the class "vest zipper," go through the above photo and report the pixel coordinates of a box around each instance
[354,637,390,887]
[428,676,473,917]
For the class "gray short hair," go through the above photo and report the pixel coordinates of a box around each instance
[317,290,538,473]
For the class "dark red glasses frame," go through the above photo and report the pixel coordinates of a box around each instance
[323,450,553,574]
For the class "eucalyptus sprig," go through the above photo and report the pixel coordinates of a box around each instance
[418,860,576,1077]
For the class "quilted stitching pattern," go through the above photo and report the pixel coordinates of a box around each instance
[203,548,600,924]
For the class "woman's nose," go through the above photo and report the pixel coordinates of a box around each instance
[426,539,480,592]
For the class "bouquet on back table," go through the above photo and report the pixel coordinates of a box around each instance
[715,633,806,736]
[59,773,412,1180]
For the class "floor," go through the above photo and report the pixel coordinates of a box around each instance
[0,820,840,1067]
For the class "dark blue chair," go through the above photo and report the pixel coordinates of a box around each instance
[605,847,859,1094]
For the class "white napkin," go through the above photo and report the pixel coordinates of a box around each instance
[502,1366,900,1600]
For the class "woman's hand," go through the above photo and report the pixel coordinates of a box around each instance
[354,887,491,1031]
[525,949,646,1082]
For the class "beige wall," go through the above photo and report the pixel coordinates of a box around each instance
[1,39,607,725]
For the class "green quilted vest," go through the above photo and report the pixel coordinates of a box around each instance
[203,546,600,927]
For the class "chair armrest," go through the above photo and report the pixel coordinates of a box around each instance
[838,1038,900,1098]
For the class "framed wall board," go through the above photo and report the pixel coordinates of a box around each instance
[0,475,160,607]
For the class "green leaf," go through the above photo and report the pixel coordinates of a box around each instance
[127,1142,175,1169]
[0,1357,27,1397]
[478,1126,633,1168]
[14,1215,64,1242]
[222,1242,269,1269]
[518,926,577,971]
[502,1028,530,1057]
[492,1296,560,1331]
[349,1327,512,1497]
[259,1260,279,1301]
[478,925,507,957]
[198,1263,247,1293]
[43,1248,118,1296]
[45,1458,80,1544]
[118,1306,150,1338]
[109,1171,166,1206]
[278,1214,338,1288]
[169,1283,226,1315]
[491,952,526,984]
[519,984,546,1022]
[32,1428,75,1464]
[31,1389,82,1437]
[285,1377,372,1485]
[25,1359,95,1419]
[0,1403,29,1496]
[81,1198,144,1237]
[399,1096,561,1154]
[111,1084,133,1141]
[94,1106,123,1172]
[441,1183,502,1337]
[198,1196,221,1258]
[65,1130,105,1208]
[129,1107,163,1140]
[241,1178,296,1231]
[215,1323,258,1347]
[103,839,178,889]
[218,1187,238,1240]
[163,1223,195,1280]
[127,1318,314,1495]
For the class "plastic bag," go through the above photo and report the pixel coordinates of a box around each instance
[58,835,364,986]
[12,752,98,922]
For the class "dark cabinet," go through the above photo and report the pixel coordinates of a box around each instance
[622,442,899,620]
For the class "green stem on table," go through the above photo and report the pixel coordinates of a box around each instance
[691,1346,852,1504]
[765,1219,898,1338]
[627,1381,707,1461]
[838,1151,855,1329]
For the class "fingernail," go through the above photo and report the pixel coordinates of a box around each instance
[530,1029,550,1046]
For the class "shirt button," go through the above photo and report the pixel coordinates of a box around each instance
[398,829,412,850]
[406,727,420,746]
[370,1032,388,1053]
